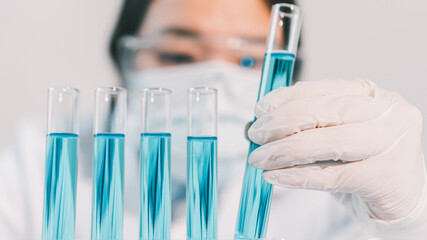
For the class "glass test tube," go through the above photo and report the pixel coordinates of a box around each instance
[140,88,172,239]
[42,87,79,240]
[186,87,218,240]
[235,3,303,239]
[91,87,126,240]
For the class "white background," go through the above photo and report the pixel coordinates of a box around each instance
[0,0,426,151]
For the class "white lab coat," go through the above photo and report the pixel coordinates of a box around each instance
[0,114,370,240]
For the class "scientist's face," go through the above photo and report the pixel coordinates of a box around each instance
[135,0,271,70]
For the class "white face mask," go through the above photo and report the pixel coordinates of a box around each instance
[125,61,261,185]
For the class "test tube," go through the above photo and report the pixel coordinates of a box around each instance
[186,87,218,240]
[235,3,303,239]
[42,87,79,240]
[91,87,126,240]
[140,88,172,239]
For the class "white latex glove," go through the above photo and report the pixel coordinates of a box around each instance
[248,79,427,239]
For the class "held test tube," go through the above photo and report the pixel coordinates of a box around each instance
[91,87,126,240]
[42,87,79,240]
[235,3,303,238]
[140,88,172,239]
[187,87,218,239]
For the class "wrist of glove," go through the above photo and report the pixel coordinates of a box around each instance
[332,171,427,239]
[247,79,427,237]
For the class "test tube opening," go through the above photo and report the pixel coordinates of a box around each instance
[141,88,172,133]
[94,87,127,134]
[266,3,303,55]
[187,87,218,137]
[47,86,80,134]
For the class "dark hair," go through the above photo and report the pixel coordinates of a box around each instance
[109,0,300,77]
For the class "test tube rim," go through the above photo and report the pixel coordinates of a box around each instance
[141,87,172,95]
[95,86,127,95]
[187,87,217,95]
[273,3,303,15]
[48,86,80,94]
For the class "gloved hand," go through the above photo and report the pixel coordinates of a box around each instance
[248,79,427,238]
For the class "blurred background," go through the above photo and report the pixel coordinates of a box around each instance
[1,0,426,150]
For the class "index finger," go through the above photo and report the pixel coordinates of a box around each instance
[254,79,378,118]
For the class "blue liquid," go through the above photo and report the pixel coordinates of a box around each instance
[91,133,125,240]
[187,136,218,240]
[140,133,171,240]
[42,133,78,240]
[235,52,295,238]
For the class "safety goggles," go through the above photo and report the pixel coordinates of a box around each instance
[118,30,267,72]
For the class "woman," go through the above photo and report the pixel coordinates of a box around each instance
[112,0,427,238]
